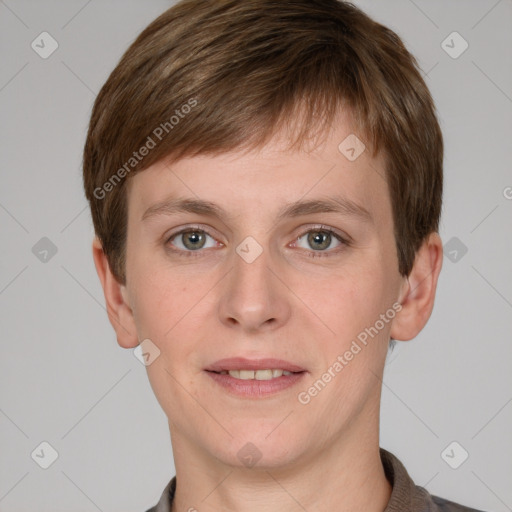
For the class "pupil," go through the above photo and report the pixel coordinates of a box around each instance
[185,231,204,250]
[309,231,330,250]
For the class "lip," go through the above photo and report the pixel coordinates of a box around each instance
[204,358,307,399]
[205,357,306,373]
[205,370,306,398]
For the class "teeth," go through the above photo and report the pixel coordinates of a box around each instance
[255,369,273,380]
[221,369,295,380]
[239,370,254,380]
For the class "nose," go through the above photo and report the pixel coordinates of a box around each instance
[217,240,292,333]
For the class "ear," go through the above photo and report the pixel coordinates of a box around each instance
[92,237,139,349]
[390,233,443,341]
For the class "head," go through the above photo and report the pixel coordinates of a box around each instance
[84,0,443,469]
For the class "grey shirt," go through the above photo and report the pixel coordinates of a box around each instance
[145,448,484,511]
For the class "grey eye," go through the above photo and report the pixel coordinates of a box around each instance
[296,230,341,251]
[170,230,216,251]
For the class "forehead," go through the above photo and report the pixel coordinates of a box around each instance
[126,116,391,229]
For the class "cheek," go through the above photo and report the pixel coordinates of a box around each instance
[129,270,202,410]
[127,237,190,326]
[296,263,390,340]
[128,264,214,374]
[127,265,180,348]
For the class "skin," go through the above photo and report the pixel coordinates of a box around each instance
[93,111,443,512]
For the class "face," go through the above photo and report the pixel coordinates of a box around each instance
[118,114,408,470]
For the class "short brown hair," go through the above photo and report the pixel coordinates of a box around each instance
[83,0,443,285]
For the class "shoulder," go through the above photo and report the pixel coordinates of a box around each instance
[143,476,176,512]
[430,494,487,512]
[380,448,486,512]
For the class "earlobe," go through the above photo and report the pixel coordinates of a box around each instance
[92,237,139,349]
[390,233,443,341]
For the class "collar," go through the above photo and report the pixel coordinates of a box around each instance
[150,448,437,511]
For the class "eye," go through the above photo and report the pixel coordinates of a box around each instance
[292,226,348,257]
[165,224,349,258]
[167,227,218,253]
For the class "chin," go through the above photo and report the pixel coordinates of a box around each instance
[210,425,307,470]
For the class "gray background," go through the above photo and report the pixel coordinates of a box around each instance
[1,1,511,511]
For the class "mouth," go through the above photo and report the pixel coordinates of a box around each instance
[213,368,296,380]
[204,357,307,398]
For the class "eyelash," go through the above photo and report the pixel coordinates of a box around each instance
[165,224,349,259]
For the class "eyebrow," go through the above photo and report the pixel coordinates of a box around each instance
[141,195,373,224]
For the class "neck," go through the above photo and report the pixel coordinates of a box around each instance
[169,419,391,512]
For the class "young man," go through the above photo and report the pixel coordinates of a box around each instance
[83,1,483,510]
